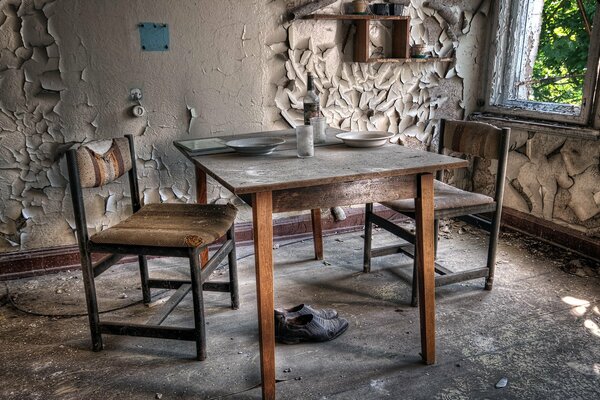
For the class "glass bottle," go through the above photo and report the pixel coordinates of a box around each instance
[303,72,320,125]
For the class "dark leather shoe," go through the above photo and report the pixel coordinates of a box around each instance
[275,303,338,319]
[275,313,349,344]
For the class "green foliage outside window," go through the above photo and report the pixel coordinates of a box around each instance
[531,0,596,105]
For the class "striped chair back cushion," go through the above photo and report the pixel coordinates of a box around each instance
[75,138,132,188]
[443,120,503,159]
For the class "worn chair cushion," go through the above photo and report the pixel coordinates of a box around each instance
[91,203,237,248]
[76,138,132,188]
[382,180,494,213]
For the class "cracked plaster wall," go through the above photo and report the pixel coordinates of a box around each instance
[269,0,489,149]
[0,0,596,255]
[441,130,600,239]
[498,130,600,238]
[0,0,270,253]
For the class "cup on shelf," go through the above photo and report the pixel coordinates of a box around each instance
[310,116,327,144]
[296,125,314,158]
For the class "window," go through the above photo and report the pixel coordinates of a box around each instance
[484,0,600,125]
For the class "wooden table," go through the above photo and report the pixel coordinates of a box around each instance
[176,130,467,399]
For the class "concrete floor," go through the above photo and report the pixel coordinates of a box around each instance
[1,223,599,399]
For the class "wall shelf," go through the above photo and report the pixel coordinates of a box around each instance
[368,57,454,63]
[303,14,453,64]
[304,14,410,21]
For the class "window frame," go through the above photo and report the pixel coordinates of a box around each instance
[482,0,600,126]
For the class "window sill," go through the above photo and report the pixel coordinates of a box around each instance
[470,113,600,141]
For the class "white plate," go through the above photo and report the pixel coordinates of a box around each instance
[225,137,286,155]
[335,131,393,148]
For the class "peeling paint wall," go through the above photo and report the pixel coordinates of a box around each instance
[1,0,269,253]
[0,0,597,255]
[499,131,600,237]
[0,0,71,251]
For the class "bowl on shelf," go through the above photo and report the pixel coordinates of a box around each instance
[335,131,393,148]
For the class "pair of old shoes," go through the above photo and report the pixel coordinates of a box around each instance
[274,304,349,344]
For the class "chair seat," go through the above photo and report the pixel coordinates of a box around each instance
[382,180,494,213]
[91,203,237,248]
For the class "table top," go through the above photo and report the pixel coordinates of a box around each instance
[184,130,467,195]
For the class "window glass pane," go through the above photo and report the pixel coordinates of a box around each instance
[514,0,596,106]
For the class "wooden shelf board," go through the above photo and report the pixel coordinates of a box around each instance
[367,57,454,63]
[304,14,409,21]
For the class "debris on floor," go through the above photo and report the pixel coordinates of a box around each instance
[561,258,599,277]
[495,377,508,389]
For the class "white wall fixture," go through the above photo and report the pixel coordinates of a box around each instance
[130,88,143,101]
[132,105,146,117]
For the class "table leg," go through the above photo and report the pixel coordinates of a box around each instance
[195,166,209,266]
[415,173,436,364]
[310,209,324,260]
[252,191,276,400]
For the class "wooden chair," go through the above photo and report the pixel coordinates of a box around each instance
[363,119,511,306]
[66,134,238,360]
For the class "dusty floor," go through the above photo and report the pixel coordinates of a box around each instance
[1,223,599,399]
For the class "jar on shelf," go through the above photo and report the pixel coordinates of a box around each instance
[352,0,368,14]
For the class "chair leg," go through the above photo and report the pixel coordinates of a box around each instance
[433,219,440,257]
[189,248,206,361]
[410,248,419,307]
[485,210,502,291]
[363,203,373,273]
[138,255,151,304]
[227,226,239,310]
[311,209,324,260]
[80,252,103,351]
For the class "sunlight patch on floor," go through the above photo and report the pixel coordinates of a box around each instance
[562,296,591,316]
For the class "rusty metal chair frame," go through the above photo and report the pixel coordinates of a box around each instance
[66,134,238,360]
[363,119,511,306]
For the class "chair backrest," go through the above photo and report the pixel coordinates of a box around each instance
[66,135,141,245]
[438,119,511,203]
[440,119,508,160]
[74,137,133,188]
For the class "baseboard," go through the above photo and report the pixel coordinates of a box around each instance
[0,206,400,281]
[500,208,599,262]
[0,246,81,281]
